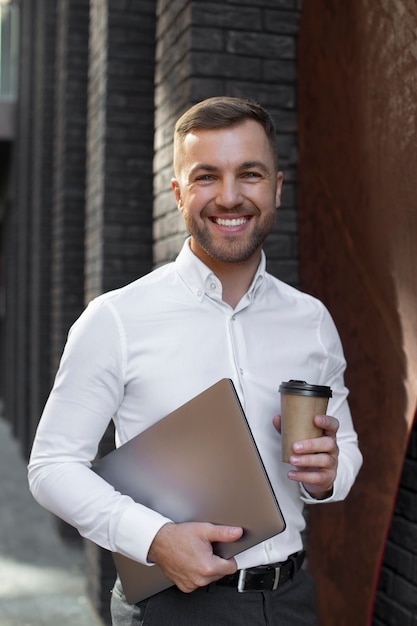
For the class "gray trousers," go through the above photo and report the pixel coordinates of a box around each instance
[110,570,317,626]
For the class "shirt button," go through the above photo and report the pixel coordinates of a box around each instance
[210,282,216,290]
[197,289,202,297]
[239,368,243,375]
[231,315,236,321]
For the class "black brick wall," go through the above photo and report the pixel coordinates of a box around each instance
[373,414,417,626]
[29,0,57,450]
[85,0,156,302]
[84,2,157,621]
[4,0,57,457]
[49,0,90,544]
[5,0,31,451]
[51,0,89,379]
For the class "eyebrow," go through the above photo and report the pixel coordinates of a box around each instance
[239,160,270,173]
[189,160,270,176]
[189,164,219,175]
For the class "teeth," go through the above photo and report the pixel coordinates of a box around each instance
[215,217,247,227]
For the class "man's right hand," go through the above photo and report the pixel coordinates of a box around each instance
[147,522,243,593]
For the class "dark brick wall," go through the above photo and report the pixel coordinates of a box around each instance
[85,2,157,621]
[153,0,191,264]
[0,141,11,403]
[28,0,57,450]
[4,0,58,457]
[85,540,117,625]
[51,0,89,378]
[11,1,36,451]
[85,0,156,302]
[5,0,33,450]
[49,0,90,545]
[373,413,417,626]
[154,0,301,286]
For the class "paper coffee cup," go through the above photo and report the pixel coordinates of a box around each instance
[279,380,332,463]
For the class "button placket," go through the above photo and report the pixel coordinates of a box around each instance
[228,312,246,393]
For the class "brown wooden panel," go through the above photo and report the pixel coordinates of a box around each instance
[297,1,417,623]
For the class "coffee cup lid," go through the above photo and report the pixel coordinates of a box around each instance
[279,380,332,398]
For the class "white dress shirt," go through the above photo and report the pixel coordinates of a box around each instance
[29,239,362,570]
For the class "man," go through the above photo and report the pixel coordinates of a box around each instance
[29,96,362,625]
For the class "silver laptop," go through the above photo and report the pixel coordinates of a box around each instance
[93,378,285,604]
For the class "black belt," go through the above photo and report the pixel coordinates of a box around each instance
[215,551,305,592]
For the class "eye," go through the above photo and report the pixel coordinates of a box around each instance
[242,171,262,179]
[195,174,215,182]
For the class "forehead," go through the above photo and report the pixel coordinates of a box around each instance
[179,119,274,167]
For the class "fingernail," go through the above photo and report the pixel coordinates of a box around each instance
[293,442,303,452]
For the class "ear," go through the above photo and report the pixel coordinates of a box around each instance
[275,171,284,209]
[171,178,183,212]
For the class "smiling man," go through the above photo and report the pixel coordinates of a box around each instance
[172,111,283,309]
[29,97,362,625]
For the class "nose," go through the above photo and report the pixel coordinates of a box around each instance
[215,177,243,210]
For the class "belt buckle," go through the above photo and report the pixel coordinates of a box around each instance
[237,569,247,592]
[237,565,281,593]
[271,566,281,590]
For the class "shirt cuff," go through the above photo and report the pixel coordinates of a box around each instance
[299,482,335,502]
[113,503,173,565]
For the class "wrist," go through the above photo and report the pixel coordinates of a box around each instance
[147,522,175,564]
[303,484,334,500]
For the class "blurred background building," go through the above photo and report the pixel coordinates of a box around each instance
[0,1,416,624]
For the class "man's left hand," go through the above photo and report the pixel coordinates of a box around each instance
[273,414,339,500]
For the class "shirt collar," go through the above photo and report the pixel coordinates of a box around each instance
[175,237,266,303]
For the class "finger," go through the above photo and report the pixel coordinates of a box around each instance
[289,468,335,493]
[288,463,336,483]
[207,525,243,544]
[314,414,339,436]
[289,452,335,469]
[288,468,328,482]
[292,435,338,456]
[272,415,282,433]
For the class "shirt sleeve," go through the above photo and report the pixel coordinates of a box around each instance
[28,297,171,565]
[300,304,363,504]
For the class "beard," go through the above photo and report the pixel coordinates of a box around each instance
[183,209,277,264]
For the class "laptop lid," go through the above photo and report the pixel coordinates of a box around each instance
[93,378,285,604]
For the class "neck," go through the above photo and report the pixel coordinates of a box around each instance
[219,264,258,308]
[190,241,261,308]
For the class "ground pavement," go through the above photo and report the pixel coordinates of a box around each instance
[0,413,104,626]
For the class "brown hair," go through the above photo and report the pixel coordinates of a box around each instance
[173,96,279,173]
